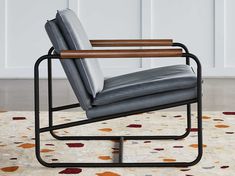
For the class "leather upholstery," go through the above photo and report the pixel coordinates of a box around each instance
[87,88,197,119]
[56,9,104,98]
[45,20,92,110]
[93,65,197,106]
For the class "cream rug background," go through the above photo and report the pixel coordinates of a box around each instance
[0,111,234,176]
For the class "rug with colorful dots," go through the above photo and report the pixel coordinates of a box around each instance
[0,111,234,176]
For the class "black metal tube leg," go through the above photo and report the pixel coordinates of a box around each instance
[35,55,53,167]
[174,104,191,140]
[195,52,203,163]
[34,57,41,165]
[183,104,192,138]
[194,73,203,164]
[184,53,203,166]
[48,57,55,138]
[47,48,62,140]
[119,137,124,163]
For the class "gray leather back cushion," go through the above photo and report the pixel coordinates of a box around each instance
[45,20,92,110]
[56,9,104,98]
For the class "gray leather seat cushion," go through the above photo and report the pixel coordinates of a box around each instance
[56,9,104,98]
[93,65,197,106]
[87,88,197,119]
[45,20,92,110]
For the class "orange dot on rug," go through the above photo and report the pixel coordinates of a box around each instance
[215,124,230,128]
[40,149,54,153]
[163,159,176,162]
[18,143,35,149]
[190,144,207,148]
[98,156,112,160]
[1,166,19,172]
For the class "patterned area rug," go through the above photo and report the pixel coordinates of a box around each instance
[0,111,234,176]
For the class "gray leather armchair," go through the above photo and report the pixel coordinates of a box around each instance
[34,9,203,168]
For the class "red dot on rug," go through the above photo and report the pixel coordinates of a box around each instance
[174,115,182,118]
[173,146,184,148]
[66,143,84,148]
[12,117,26,120]
[223,112,235,115]
[59,168,82,174]
[126,124,142,128]
[226,132,234,134]
[144,141,151,143]
[187,128,199,132]
[154,148,164,151]
[180,169,191,171]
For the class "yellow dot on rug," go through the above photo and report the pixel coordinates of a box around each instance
[202,115,211,119]
[96,171,120,176]
[99,128,113,132]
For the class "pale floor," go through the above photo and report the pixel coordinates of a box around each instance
[0,79,234,112]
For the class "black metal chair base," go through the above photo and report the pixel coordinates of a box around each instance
[38,134,202,168]
[34,45,203,168]
[36,103,202,168]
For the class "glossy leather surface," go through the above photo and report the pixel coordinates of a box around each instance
[94,65,197,106]
[56,9,104,98]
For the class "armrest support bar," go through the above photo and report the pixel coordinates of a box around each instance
[90,39,173,47]
[60,49,183,59]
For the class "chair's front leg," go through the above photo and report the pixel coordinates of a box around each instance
[34,54,60,167]
[183,53,203,166]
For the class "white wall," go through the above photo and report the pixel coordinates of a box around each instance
[0,0,234,78]
[0,0,68,78]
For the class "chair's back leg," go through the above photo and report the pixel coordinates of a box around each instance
[47,47,60,140]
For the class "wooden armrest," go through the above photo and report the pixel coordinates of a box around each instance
[60,49,183,59]
[90,39,173,47]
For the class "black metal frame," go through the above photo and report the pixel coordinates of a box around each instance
[34,43,202,167]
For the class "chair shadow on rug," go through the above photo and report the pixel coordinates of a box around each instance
[34,9,203,167]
